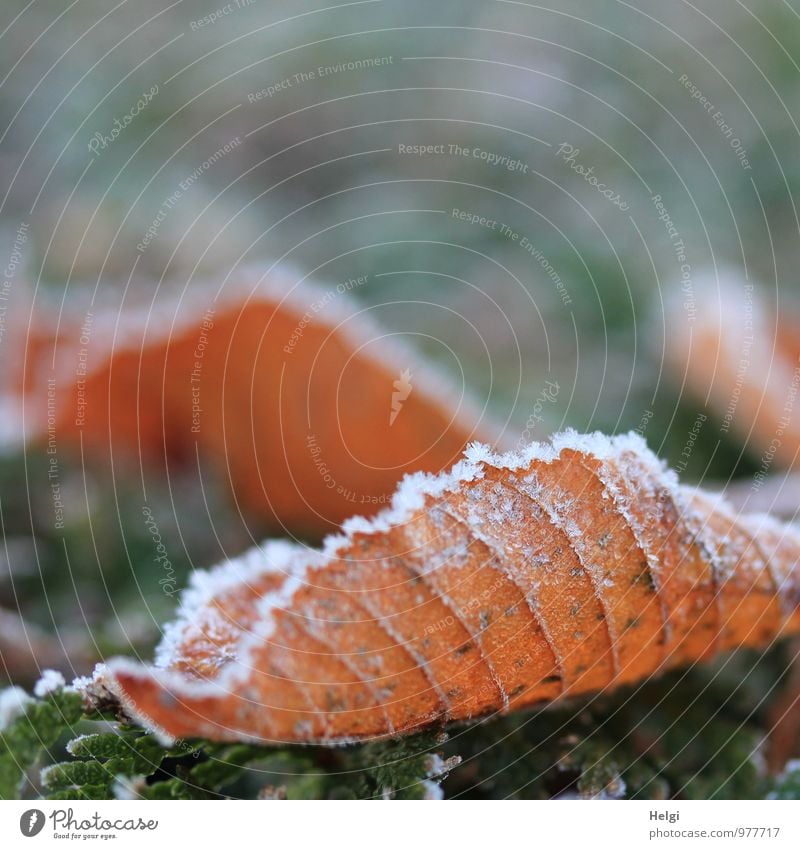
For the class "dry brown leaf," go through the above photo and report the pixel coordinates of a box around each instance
[83,431,800,745]
[5,267,501,533]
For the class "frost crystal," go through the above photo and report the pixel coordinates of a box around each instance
[0,686,33,729]
[33,669,66,698]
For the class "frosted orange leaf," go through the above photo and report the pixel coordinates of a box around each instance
[83,431,800,745]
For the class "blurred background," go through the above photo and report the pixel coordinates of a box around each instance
[1,0,799,689]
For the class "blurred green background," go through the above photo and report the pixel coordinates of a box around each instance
[2,0,798,464]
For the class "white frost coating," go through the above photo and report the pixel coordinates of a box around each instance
[65,733,95,755]
[745,510,800,548]
[96,544,324,742]
[0,686,32,729]
[89,660,191,745]
[145,434,666,673]
[72,663,121,709]
[154,539,314,669]
[679,486,760,602]
[33,669,66,698]
[68,674,94,693]
[465,433,557,471]
[182,551,323,703]
[329,454,487,550]
[741,511,800,619]
[99,429,709,739]
[552,428,679,493]
[703,488,800,557]
[465,428,664,477]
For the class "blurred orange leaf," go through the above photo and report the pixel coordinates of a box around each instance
[7,267,501,534]
[666,273,800,469]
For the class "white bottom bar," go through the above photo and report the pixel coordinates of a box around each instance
[1,799,797,848]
